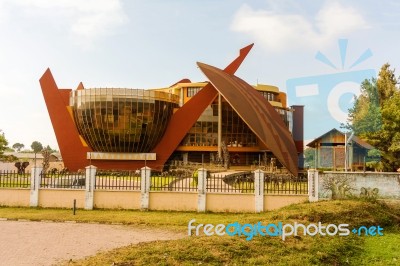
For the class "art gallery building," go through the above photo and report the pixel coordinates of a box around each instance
[40,44,304,176]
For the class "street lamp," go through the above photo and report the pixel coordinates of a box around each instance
[345,132,354,172]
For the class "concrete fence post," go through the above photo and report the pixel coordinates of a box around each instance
[197,168,207,212]
[85,165,97,210]
[30,167,42,207]
[140,166,151,210]
[254,169,264,213]
[308,169,319,202]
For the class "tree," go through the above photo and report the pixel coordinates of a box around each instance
[304,148,315,168]
[44,145,58,153]
[12,143,25,152]
[0,130,17,162]
[345,79,382,135]
[377,63,398,103]
[0,130,8,156]
[41,148,51,173]
[31,141,43,153]
[346,63,400,171]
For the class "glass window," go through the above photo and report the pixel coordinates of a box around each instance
[187,87,202,97]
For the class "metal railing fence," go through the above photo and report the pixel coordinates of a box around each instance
[40,172,85,189]
[0,170,30,188]
[95,170,141,190]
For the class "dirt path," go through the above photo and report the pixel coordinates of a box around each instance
[0,220,185,266]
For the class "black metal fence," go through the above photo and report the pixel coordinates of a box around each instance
[40,172,85,189]
[1,168,307,194]
[207,172,255,193]
[95,170,141,190]
[150,174,197,192]
[204,172,308,194]
[264,173,308,194]
[0,170,30,188]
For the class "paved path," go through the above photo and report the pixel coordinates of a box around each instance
[0,220,184,266]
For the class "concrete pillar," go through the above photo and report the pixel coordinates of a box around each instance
[218,94,222,158]
[291,105,304,169]
[140,166,151,210]
[183,153,188,165]
[197,168,207,212]
[308,169,319,202]
[179,87,184,107]
[30,167,42,207]
[254,169,264,213]
[85,165,97,210]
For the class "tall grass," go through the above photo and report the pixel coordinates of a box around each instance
[1,199,390,265]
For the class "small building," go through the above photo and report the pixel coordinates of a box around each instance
[307,128,373,171]
[0,152,64,172]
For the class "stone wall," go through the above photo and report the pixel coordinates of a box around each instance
[318,172,400,199]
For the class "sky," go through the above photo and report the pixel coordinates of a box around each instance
[0,0,400,150]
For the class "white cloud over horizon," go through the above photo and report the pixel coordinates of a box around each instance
[0,0,128,48]
[0,1,399,151]
[231,2,369,52]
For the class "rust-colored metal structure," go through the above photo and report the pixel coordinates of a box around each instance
[39,69,92,170]
[39,44,301,176]
[197,62,298,176]
[151,44,254,166]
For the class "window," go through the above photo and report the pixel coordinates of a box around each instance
[259,91,276,101]
[187,87,202,97]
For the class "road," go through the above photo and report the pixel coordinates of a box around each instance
[0,220,184,265]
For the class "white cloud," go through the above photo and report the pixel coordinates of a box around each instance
[0,1,9,23]
[1,0,128,48]
[231,2,368,52]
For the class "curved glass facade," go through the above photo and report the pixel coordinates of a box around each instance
[180,101,293,147]
[180,102,259,147]
[70,88,179,153]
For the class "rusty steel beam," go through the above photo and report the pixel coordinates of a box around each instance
[39,69,91,171]
[197,62,299,176]
[151,44,254,167]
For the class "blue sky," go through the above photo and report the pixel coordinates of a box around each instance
[1,0,399,150]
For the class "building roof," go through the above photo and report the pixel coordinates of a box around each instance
[3,152,63,160]
[307,128,374,149]
[253,84,279,93]
[4,152,44,159]
[351,135,374,150]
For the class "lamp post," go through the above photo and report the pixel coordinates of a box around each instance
[345,132,354,172]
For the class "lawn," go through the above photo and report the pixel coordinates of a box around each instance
[1,199,399,265]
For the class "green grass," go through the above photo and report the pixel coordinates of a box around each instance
[62,199,399,265]
[66,234,367,265]
[1,199,399,265]
[150,176,178,190]
[349,232,400,265]
[0,206,267,231]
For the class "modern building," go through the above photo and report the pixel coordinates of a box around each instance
[39,44,303,176]
[154,82,302,166]
[307,128,374,171]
